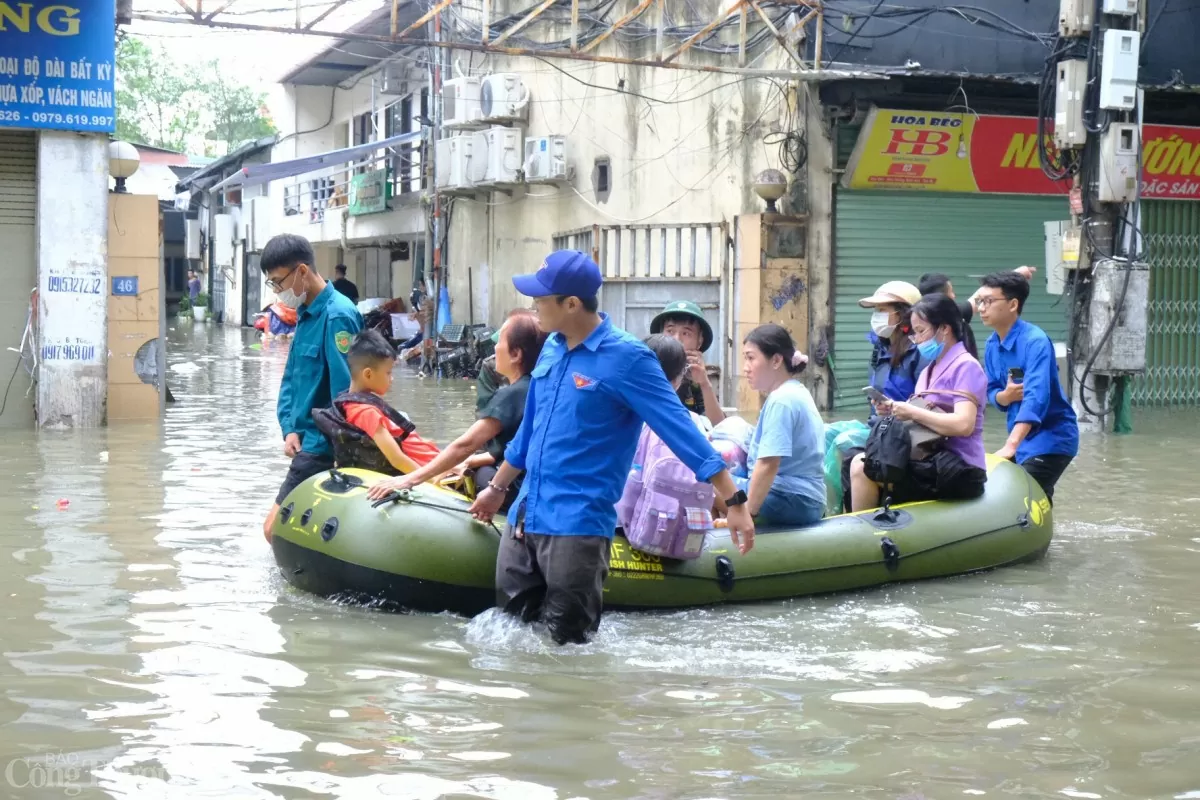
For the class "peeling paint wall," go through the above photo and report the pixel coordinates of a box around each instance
[37,132,109,428]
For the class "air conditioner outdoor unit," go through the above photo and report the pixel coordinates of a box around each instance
[524,135,568,184]
[477,127,523,186]
[480,74,530,124]
[435,135,481,191]
[379,64,408,96]
[442,76,483,130]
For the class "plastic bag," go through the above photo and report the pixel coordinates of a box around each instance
[823,419,870,514]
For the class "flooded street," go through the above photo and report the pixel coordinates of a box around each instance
[1,321,1198,800]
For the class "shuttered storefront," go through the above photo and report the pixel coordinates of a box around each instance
[1133,200,1200,406]
[0,131,37,426]
[831,189,1071,410]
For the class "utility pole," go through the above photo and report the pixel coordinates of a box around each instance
[421,8,444,375]
[1052,0,1150,433]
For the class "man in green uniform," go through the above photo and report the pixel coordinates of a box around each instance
[260,234,363,542]
[649,300,724,427]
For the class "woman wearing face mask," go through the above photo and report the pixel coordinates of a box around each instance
[859,281,926,415]
[848,293,988,512]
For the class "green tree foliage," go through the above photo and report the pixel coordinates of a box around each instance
[115,35,275,154]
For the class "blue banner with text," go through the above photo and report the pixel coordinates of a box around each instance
[0,2,117,133]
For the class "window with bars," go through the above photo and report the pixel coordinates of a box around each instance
[384,89,428,196]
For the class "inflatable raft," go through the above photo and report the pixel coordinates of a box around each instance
[270,456,1053,614]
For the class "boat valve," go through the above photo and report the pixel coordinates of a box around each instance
[278,503,294,523]
[320,517,339,542]
[300,508,313,526]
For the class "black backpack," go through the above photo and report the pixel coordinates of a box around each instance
[862,415,911,488]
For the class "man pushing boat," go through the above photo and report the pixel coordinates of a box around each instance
[467,250,755,645]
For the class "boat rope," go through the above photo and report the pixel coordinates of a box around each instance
[372,489,501,535]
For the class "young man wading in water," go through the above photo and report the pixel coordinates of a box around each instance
[468,250,755,645]
[260,234,363,542]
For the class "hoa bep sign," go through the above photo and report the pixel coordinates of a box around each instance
[0,1,116,133]
[844,106,1200,201]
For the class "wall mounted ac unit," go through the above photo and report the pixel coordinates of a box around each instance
[476,127,524,186]
[443,77,483,130]
[435,135,482,191]
[480,74,530,124]
[524,135,568,184]
[185,218,202,259]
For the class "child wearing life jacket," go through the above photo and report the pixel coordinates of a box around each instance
[313,329,441,475]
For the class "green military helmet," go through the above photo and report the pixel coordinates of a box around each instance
[649,300,714,353]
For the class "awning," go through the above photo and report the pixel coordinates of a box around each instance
[210,130,423,192]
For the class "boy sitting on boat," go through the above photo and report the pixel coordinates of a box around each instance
[314,330,441,475]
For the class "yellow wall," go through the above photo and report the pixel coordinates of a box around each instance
[107,193,162,420]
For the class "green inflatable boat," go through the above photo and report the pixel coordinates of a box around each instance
[270,455,1054,614]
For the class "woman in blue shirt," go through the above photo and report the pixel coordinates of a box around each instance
[736,324,826,527]
[860,280,926,412]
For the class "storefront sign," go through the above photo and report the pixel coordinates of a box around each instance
[843,107,1200,201]
[348,169,389,216]
[0,1,116,133]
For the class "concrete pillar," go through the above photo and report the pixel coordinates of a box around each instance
[36,132,109,429]
[107,192,164,420]
[802,84,836,411]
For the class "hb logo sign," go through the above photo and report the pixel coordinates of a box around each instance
[883,129,952,157]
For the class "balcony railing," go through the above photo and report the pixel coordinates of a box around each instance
[282,144,427,223]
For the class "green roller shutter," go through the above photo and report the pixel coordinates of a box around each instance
[1133,200,1200,406]
[831,190,1071,410]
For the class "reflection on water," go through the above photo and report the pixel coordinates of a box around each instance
[0,322,1197,798]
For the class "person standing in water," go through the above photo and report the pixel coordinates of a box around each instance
[468,250,755,645]
[260,234,363,542]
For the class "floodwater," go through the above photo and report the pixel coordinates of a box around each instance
[0,322,1197,800]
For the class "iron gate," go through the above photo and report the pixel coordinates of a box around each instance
[243,252,261,325]
[553,222,733,403]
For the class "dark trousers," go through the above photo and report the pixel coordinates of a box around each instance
[275,451,334,504]
[495,524,611,645]
[473,465,519,513]
[1019,454,1073,505]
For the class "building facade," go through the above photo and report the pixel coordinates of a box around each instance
[1,1,119,428]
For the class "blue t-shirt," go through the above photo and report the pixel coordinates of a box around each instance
[746,379,826,505]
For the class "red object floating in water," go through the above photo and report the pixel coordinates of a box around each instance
[56,499,69,510]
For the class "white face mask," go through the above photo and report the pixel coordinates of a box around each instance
[870,311,895,339]
[276,286,308,309]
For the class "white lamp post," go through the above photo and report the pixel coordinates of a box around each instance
[108,140,140,193]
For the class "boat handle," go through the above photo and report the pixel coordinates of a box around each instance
[320,517,339,542]
[715,555,735,593]
[880,537,901,572]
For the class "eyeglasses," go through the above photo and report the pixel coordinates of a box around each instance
[265,268,297,293]
[976,296,1006,310]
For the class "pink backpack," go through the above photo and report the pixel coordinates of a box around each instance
[614,425,715,560]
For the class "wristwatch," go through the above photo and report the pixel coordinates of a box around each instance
[725,490,748,508]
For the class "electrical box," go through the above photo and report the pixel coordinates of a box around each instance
[1099,29,1140,110]
[1054,59,1088,150]
[434,135,481,191]
[1059,0,1092,37]
[1087,259,1150,374]
[477,127,523,186]
[479,74,530,124]
[442,77,483,130]
[213,214,235,268]
[524,135,569,184]
[1101,0,1137,15]
[379,64,408,96]
[1097,123,1139,203]
[185,218,201,260]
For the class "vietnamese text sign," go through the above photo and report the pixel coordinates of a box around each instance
[0,1,117,133]
[844,107,1200,201]
[349,169,389,216]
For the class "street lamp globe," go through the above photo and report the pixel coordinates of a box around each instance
[752,169,788,213]
[108,140,140,193]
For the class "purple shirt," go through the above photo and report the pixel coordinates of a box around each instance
[913,342,987,470]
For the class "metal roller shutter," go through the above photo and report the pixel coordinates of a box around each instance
[831,189,1071,411]
[0,130,37,426]
[1133,200,1200,406]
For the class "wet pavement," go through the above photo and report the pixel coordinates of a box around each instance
[0,320,1197,799]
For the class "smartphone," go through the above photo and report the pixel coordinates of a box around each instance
[862,386,890,405]
[1008,367,1025,385]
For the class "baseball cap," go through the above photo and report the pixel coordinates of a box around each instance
[512,250,603,299]
[858,280,921,308]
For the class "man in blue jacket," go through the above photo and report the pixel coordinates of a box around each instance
[260,234,363,541]
[977,271,1078,503]
[468,250,754,645]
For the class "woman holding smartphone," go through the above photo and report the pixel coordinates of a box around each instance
[848,293,989,511]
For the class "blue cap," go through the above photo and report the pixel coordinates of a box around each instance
[512,250,602,299]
